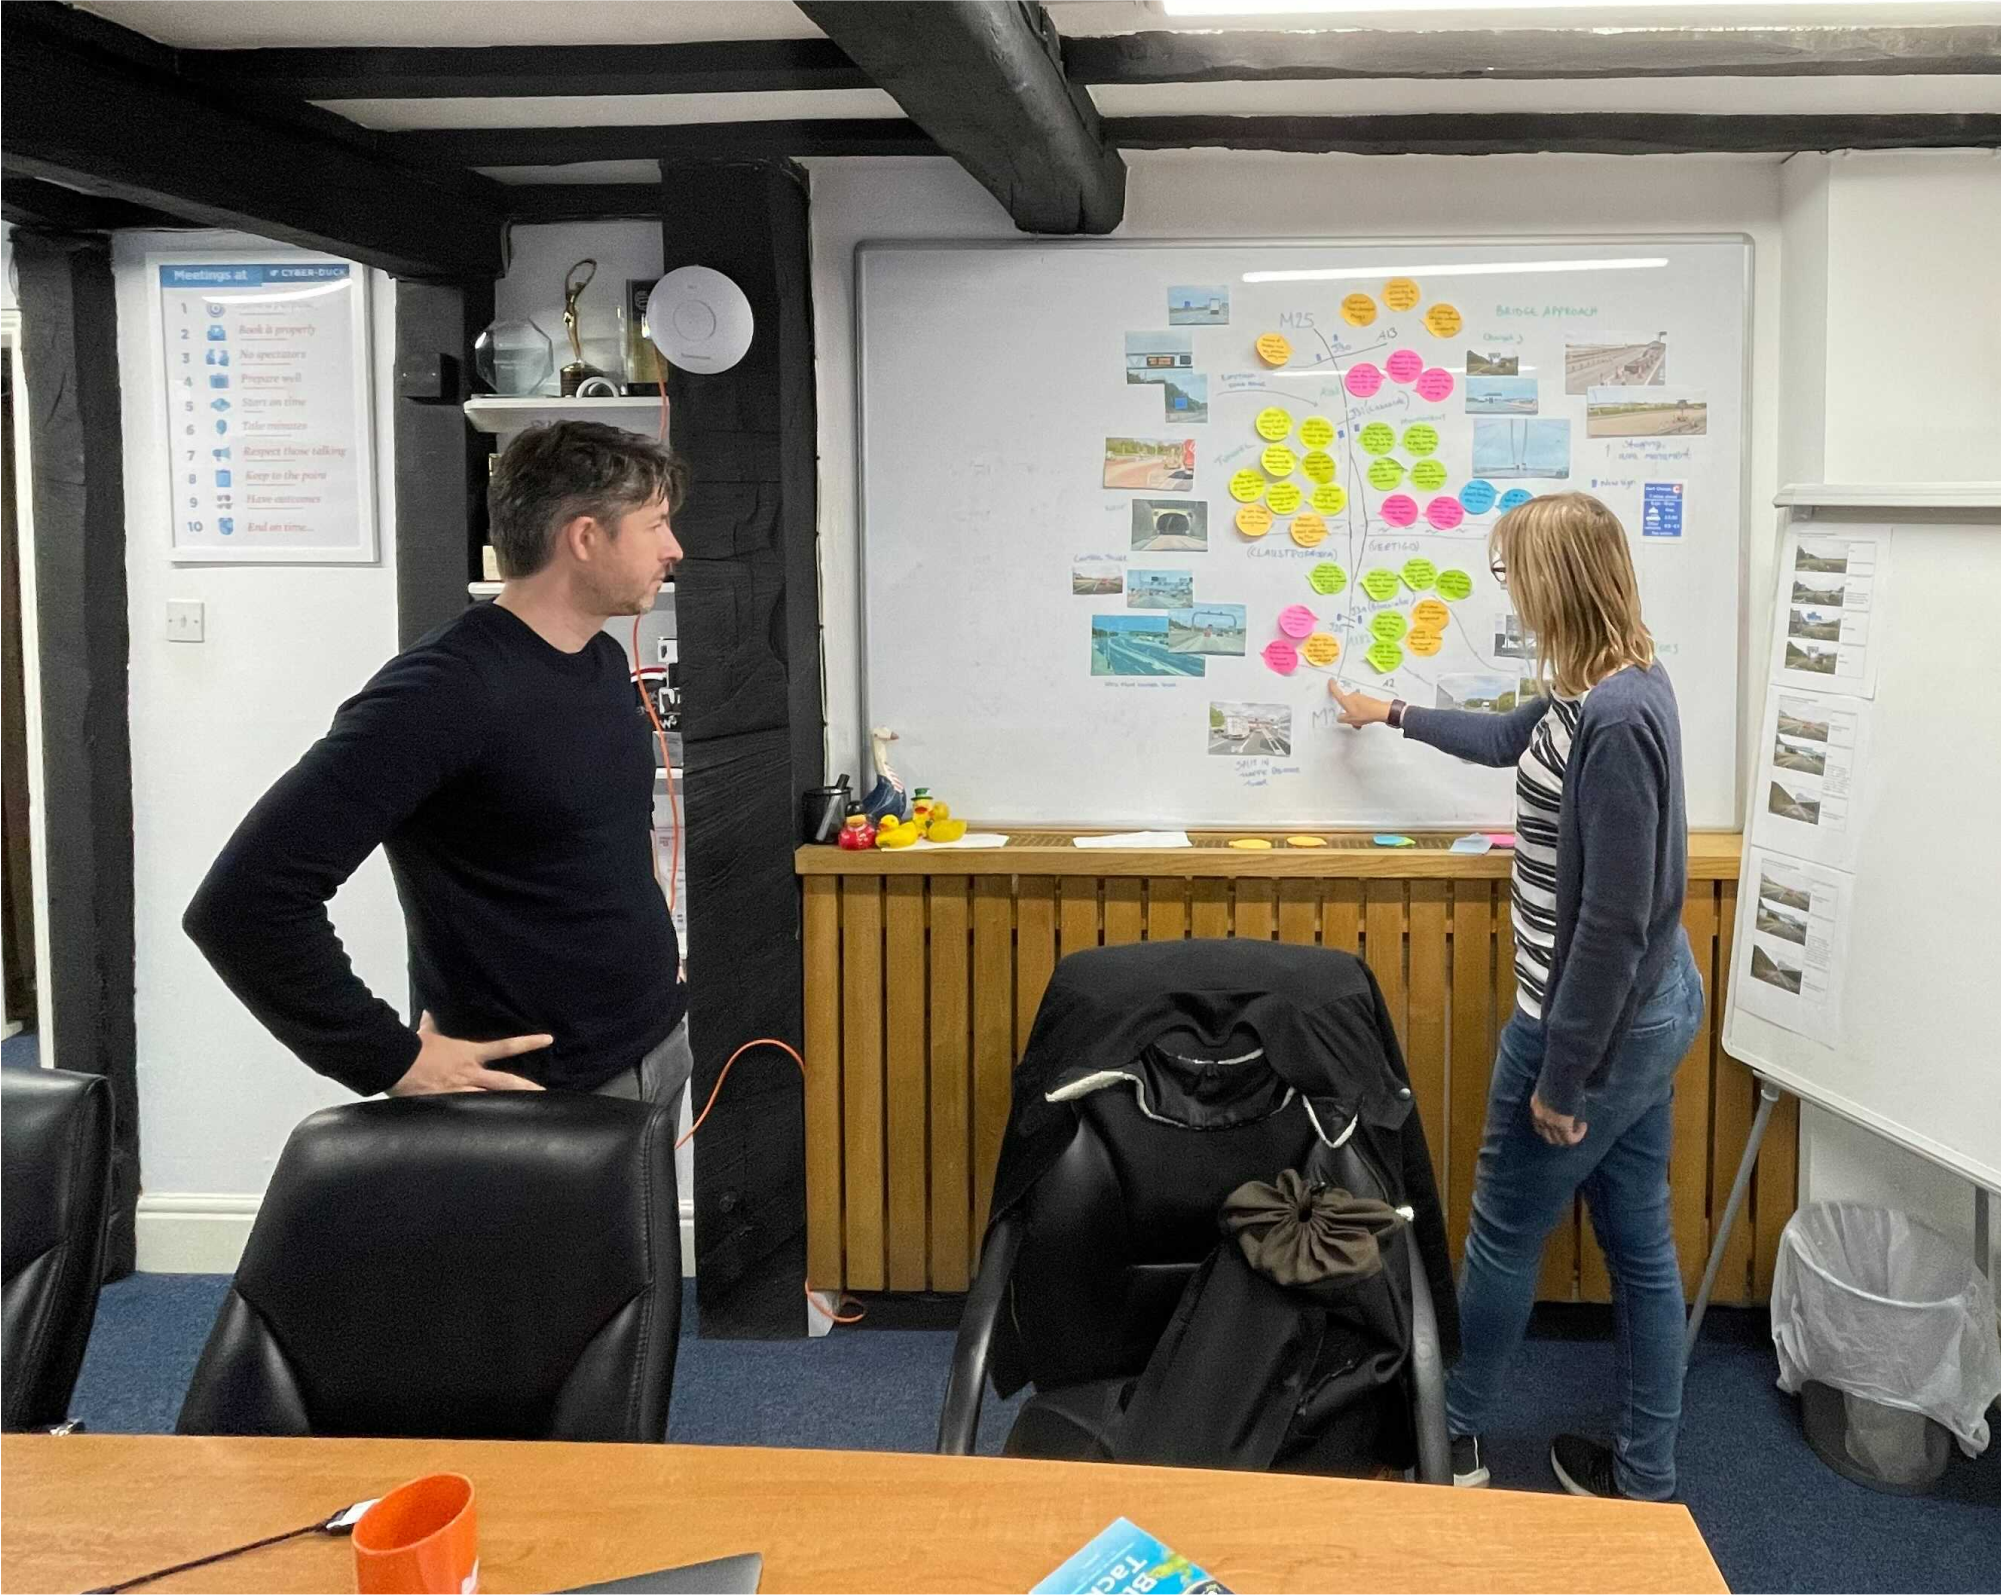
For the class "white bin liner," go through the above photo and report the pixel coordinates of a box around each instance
[1771,1202,2001,1455]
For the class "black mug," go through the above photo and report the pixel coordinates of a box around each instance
[801,781,851,845]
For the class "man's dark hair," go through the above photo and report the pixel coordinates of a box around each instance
[487,421,689,578]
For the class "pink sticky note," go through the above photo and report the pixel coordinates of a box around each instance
[1262,639,1300,674]
[1416,367,1455,402]
[1380,493,1418,527]
[1344,362,1384,398]
[1426,494,1466,530]
[1278,603,1317,639]
[1386,348,1423,384]
[1485,832,1517,849]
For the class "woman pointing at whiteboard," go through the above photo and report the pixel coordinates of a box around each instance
[1331,492,1702,1502]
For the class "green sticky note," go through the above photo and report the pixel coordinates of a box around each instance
[1402,557,1437,591]
[1410,459,1448,491]
[1367,457,1406,491]
[1437,568,1474,601]
[1359,422,1396,455]
[1366,639,1404,674]
[1402,423,1439,457]
[1308,562,1348,596]
[1302,449,1337,484]
[1361,567,1400,601]
[1370,610,1409,643]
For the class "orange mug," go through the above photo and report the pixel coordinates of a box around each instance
[352,1473,479,1594]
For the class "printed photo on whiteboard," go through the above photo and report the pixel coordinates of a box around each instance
[1465,376,1538,415]
[1472,419,1571,480]
[1641,482,1685,539]
[1168,605,1248,656]
[1125,331,1193,382]
[1466,348,1519,377]
[1752,690,1868,869]
[1435,673,1528,714]
[1772,531,1889,697]
[1586,386,1707,438]
[1493,615,1537,661]
[1091,614,1206,678]
[1127,568,1195,610]
[1152,373,1209,425]
[1735,850,1851,1045]
[1168,286,1230,326]
[1130,498,1208,550]
[1564,333,1667,394]
[1072,559,1124,597]
[1105,438,1196,493]
[1209,701,1292,756]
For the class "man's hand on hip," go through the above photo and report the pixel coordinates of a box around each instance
[389,1011,551,1095]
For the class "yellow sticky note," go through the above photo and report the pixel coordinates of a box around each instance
[1411,459,1449,492]
[1302,450,1337,484]
[1402,557,1438,590]
[1235,503,1274,538]
[1366,639,1404,674]
[1255,406,1294,442]
[1407,627,1444,657]
[1341,293,1378,327]
[1290,513,1328,548]
[1412,597,1451,629]
[1301,632,1340,667]
[1261,443,1298,478]
[1299,416,1335,449]
[1229,469,1266,503]
[1424,302,1463,338]
[1383,277,1422,312]
[1229,837,1274,850]
[1311,481,1347,515]
[1266,480,1303,514]
[1403,423,1439,457]
[1256,333,1292,366]
[1286,835,1328,848]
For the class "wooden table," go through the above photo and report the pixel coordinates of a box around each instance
[1,1434,1726,1594]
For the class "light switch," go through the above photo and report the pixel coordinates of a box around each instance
[166,600,205,643]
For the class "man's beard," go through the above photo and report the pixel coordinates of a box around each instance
[580,568,655,617]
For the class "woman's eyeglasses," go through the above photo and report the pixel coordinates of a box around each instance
[1489,558,1508,589]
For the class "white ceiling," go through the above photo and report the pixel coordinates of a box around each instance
[74,1,826,48]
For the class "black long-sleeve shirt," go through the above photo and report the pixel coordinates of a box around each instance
[185,601,683,1095]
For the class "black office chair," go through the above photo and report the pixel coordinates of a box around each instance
[2,1066,115,1431]
[177,1093,681,1442]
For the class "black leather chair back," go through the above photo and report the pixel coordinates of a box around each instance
[177,1093,681,1442]
[2,1067,114,1431]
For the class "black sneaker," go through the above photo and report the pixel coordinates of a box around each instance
[1550,1433,1622,1498]
[1451,1433,1489,1488]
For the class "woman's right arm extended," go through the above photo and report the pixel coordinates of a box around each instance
[1328,683,1546,768]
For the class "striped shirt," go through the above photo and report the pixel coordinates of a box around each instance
[1512,689,1590,1017]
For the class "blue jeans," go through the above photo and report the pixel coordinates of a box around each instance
[1445,936,1704,1499]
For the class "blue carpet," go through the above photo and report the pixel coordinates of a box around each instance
[1,1028,41,1069]
[70,1277,1998,1593]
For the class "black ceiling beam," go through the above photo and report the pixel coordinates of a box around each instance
[1066,25,2001,84]
[178,38,871,100]
[1106,113,2001,157]
[1,9,508,280]
[1,175,193,233]
[388,120,938,165]
[499,184,667,224]
[797,1,1124,234]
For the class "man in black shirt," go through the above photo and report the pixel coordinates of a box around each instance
[186,421,689,1106]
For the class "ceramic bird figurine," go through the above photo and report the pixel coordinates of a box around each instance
[862,726,911,824]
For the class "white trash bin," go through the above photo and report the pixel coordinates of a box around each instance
[1771,1202,2001,1495]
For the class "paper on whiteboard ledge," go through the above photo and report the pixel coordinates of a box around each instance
[1733,847,1853,1048]
[1073,831,1192,849]
[1752,688,1872,871]
[913,832,1011,850]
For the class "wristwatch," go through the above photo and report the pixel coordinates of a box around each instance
[1387,698,1408,730]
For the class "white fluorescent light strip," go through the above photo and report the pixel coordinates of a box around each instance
[1242,257,1668,283]
[1166,1,1926,12]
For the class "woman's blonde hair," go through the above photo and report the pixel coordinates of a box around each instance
[1491,492,1653,698]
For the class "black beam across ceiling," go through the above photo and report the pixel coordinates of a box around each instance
[1066,25,2001,84]
[1106,112,2001,157]
[389,121,937,165]
[1,175,192,233]
[798,1,1124,234]
[500,185,666,224]
[179,38,871,100]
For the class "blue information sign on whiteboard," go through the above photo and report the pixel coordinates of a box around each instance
[1642,481,1685,538]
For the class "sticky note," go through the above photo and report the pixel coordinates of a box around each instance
[1499,488,1534,511]
[1485,832,1518,849]
[1426,494,1466,530]
[1402,423,1439,457]
[1230,468,1266,503]
[1410,459,1449,492]
[1437,568,1475,601]
[1308,562,1348,596]
[1261,443,1297,478]
[1386,348,1423,384]
[1379,493,1418,528]
[1256,406,1294,442]
[1407,627,1444,657]
[1266,480,1303,514]
[1301,631,1340,667]
[1361,567,1400,601]
[1383,278,1422,312]
[1345,362,1384,399]
[1402,557,1437,591]
[1367,457,1406,491]
[1278,603,1318,639]
[1230,838,1274,851]
[1286,835,1328,848]
[1289,513,1329,549]
[1256,333,1292,366]
[1302,449,1337,484]
[1415,367,1455,402]
[1299,416,1335,448]
[1373,833,1416,847]
[1412,598,1450,629]
[1366,640,1403,673]
[1262,638,1300,674]
[1423,303,1463,338]
[1236,503,1274,538]
[1459,478,1498,515]
[1450,833,1493,855]
[1370,610,1408,644]
[1311,481,1347,515]
[1341,292,1378,327]
[1359,422,1396,455]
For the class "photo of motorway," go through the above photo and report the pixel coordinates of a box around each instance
[1073,565,1123,596]
[1565,334,1667,394]
[1209,701,1292,755]
[1772,735,1828,777]
[1466,376,1538,415]
[1789,607,1842,642]
[1091,613,1206,677]
[1785,639,1839,676]
[1472,418,1571,479]
[1167,605,1247,655]
[1767,780,1822,828]
[1128,568,1194,610]
[1106,438,1195,492]
[1131,498,1208,551]
[1792,579,1846,607]
[1750,942,1804,994]
[1795,544,1848,575]
[1586,387,1707,437]
[1759,873,1814,913]
[1467,348,1519,376]
[1778,703,1830,742]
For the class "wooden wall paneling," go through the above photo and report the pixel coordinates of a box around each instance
[1102,877,1145,945]
[1148,876,1189,942]
[1189,877,1231,939]
[1670,885,1720,1293]
[1405,881,1449,1176]
[1447,882,1495,1263]
[1059,876,1101,962]
[1276,878,1318,945]
[1363,882,1408,1051]
[1016,877,1060,1047]
[1495,889,1572,1301]
[1235,878,1277,942]
[928,876,973,1290]
[839,878,886,1290]
[1707,879,1754,1302]
[882,877,929,1291]
[970,877,1016,1250]
[1323,878,1363,954]
[802,876,845,1293]
[1752,1092,1800,1300]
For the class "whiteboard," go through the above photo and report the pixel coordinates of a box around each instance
[858,238,1749,828]
[1724,495,2001,1192]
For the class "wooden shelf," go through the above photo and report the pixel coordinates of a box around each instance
[463,395,667,436]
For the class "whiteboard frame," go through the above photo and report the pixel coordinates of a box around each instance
[854,233,1756,829]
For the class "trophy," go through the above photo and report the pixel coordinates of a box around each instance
[559,258,608,397]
